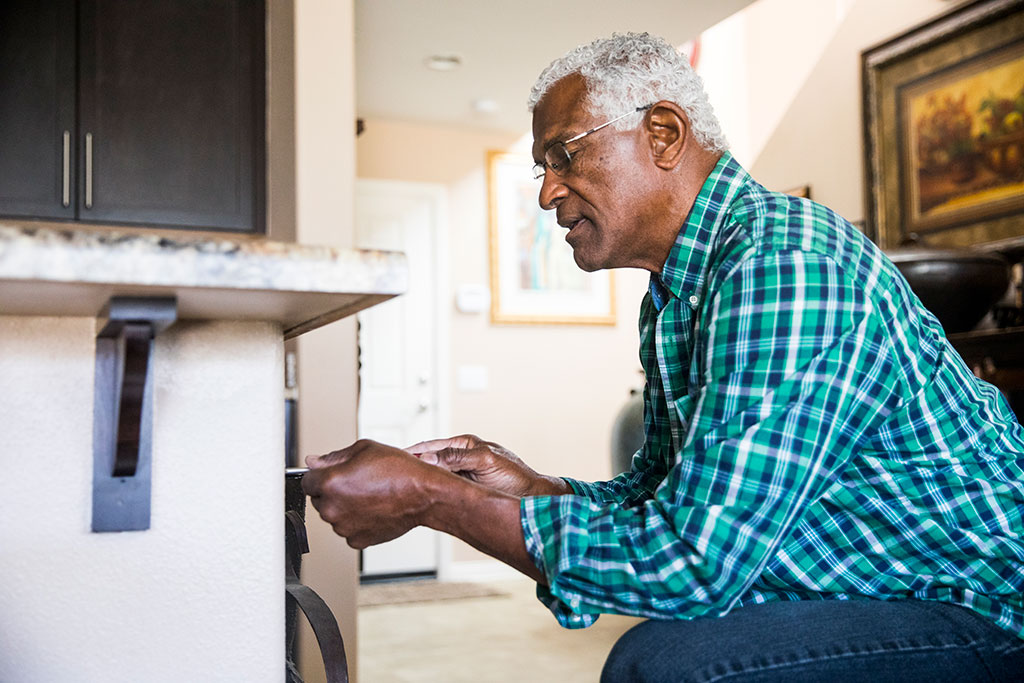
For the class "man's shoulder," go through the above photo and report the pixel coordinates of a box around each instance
[711,186,872,273]
[728,184,850,242]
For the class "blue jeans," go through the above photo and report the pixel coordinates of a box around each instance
[601,599,1024,682]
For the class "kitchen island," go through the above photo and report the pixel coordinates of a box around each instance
[0,223,405,682]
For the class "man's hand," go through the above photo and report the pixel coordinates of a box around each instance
[301,437,549,583]
[405,434,571,497]
[301,439,450,549]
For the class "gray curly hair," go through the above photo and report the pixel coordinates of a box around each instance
[528,32,728,153]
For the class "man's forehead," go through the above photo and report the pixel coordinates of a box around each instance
[531,74,589,154]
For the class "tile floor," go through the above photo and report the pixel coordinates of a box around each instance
[358,578,643,682]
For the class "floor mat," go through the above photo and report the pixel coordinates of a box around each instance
[358,580,508,607]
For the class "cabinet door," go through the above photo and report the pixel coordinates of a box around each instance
[0,0,76,220]
[78,0,265,232]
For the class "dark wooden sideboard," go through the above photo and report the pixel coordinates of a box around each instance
[948,326,1024,416]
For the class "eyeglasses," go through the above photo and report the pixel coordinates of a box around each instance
[533,104,652,180]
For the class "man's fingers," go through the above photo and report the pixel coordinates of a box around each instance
[429,447,489,474]
[417,451,440,465]
[436,447,465,469]
[405,439,457,457]
[405,438,442,454]
[301,467,325,497]
[307,450,344,469]
[301,462,347,497]
[405,434,479,456]
[307,440,376,470]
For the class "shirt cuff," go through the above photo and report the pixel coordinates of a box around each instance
[561,477,602,500]
[520,495,599,629]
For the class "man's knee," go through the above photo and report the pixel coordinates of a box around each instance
[601,620,702,683]
[602,621,649,683]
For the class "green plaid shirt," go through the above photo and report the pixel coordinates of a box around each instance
[520,152,1024,635]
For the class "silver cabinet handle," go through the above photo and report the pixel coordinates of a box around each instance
[62,131,70,207]
[85,132,93,209]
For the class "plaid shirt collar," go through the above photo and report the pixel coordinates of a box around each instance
[651,151,749,312]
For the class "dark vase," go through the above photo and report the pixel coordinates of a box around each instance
[886,247,1010,334]
[611,389,645,476]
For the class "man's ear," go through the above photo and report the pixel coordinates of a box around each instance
[644,102,689,170]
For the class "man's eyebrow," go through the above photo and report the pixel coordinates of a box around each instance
[531,137,557,164]
[536,126,573,154]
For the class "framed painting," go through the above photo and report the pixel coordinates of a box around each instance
[487,151,615,325]
[862,0,1024,252]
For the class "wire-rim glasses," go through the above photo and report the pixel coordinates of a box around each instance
[532,104,653,180]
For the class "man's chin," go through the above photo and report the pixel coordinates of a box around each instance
[571,250,605,273]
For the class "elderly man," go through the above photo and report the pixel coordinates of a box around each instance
[303,33,1024,680]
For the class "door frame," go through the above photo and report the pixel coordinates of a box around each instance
[354,178,454,578]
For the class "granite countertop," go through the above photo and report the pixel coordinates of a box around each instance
[0,224,407,338]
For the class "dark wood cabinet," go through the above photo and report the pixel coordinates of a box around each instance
[0,0,265,233]
[0,0,76,221]
[949,326,1024,418]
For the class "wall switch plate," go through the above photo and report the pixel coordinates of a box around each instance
[454,284,490,314]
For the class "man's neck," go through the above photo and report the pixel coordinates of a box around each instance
[644,148,724,274]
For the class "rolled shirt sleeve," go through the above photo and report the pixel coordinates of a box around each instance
[519,249,908,628]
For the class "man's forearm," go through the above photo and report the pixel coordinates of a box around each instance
[421,474,556,584]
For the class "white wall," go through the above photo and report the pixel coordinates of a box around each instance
[0,318,284,682]
[701,0,956,221]
[700,0,855,167]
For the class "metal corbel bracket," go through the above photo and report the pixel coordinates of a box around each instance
[92,296,177,532]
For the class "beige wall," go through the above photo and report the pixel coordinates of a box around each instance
[355,0,960,572]
[266,0,296,244]
[276,2,969,674]
[357,119,650,563]
[700,0,955,222]
[750,0,956,221]
[292,0,360,680]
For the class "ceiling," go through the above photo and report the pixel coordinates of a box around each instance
[354,0,757,134]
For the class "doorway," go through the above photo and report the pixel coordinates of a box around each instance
[355,179,449,579]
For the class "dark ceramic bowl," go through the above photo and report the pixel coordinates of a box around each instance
[886,248,1010,334]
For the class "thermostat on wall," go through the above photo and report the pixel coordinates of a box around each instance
[455,284,490,314]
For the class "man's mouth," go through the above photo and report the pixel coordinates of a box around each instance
[562,217,587,233]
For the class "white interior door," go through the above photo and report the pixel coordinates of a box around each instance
[355,180,446,578]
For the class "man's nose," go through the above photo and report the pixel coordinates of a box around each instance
[538,172,568,210]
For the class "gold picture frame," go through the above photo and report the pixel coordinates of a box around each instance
[861,0,1024,252]
[487,150,615,325]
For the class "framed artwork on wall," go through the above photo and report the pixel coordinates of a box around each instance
[782,185,812,199]
[862,0,1024,252]
[487,151,615,325]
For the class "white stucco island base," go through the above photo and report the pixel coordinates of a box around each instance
[0,224,406,682]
